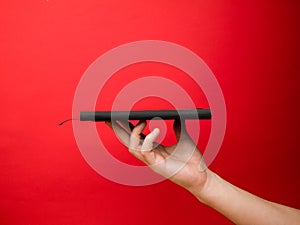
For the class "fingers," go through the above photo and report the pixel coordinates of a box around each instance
[110,120,146,138]
[105,121,162,165]
[136,120,147,139]
[140,128,160,164]
[105,120,147,160]
[129,121,146,150]
[117,120,134,134]
[142,128,160,151]
[106,120,131,146]
[133,120,147,138]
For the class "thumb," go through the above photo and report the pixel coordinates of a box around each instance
[140,128,160,165]
[173,119,189,141]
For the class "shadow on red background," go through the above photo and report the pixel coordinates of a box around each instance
[0,1,299,224]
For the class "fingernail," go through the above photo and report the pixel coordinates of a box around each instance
[152,128,159,135]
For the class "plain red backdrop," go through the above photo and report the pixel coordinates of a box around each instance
[0,0,299,224]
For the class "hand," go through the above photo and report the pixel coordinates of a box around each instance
[105,120,208,193]
[106,120,300,225]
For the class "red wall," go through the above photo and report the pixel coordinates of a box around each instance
[1,1,299,224]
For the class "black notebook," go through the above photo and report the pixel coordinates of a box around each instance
[80,109,211,121]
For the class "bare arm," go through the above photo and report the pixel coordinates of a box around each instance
[195,170,300,225]
[105,120,300,225]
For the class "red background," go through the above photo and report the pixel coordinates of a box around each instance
[1,1,299,224]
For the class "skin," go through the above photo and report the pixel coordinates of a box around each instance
[105,120,300,225]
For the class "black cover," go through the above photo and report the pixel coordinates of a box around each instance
[80,109,211,121]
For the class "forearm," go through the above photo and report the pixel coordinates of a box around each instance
[189,170,300,225]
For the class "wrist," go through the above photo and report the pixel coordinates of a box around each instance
[187,169,220,204]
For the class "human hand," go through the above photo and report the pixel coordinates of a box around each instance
[105,121,300,225]
[105,120,209,193]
